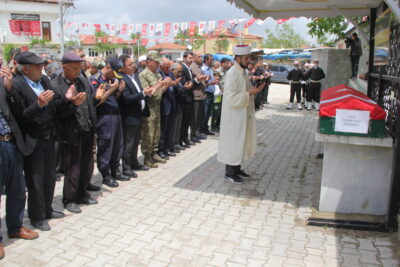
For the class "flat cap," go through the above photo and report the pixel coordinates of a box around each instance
[17,51,44,65]
[62,53,84,64]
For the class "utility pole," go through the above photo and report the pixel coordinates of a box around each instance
[59,0,75,55]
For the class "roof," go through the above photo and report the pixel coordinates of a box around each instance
[148,43,187,50]
[204,28,263,40]
[79,35,134,45]
[226,0,381,19]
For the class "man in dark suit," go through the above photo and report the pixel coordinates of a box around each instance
[180,52,206,147]
[119,55,151,175]
[10,52,65,231]
[0,67,39,259]
[158,58,182,158]
[51,53,98,214]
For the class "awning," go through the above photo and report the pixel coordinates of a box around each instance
[226,0,382,19]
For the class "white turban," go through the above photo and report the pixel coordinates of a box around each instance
[233,45,251,56]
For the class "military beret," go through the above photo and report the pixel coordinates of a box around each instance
[17,51,44,65]
[147,50,163,63]
[62,53,84,64]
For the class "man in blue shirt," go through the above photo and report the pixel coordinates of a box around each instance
[200,54,219,135]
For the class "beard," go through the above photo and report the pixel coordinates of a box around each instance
[239,62,248,69]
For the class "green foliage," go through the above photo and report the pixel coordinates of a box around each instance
[129,33,147,56]
[4,44,15,63]
[174,27,205,50]
[263,24,309,48]
[317,35,335,47]
[213,34,230,53]
[65,40,78,47]
[29,37,50,48]
[94,30,118,56]
[307,16,363,40]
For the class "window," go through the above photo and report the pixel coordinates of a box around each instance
[122,47,132,55]
[251,41,258,48]
[42,22,51,41]
[88,48,98,57]
[271,66,279,71]
[105,48,116,56]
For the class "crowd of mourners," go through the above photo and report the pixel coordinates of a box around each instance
[0,46,275,258]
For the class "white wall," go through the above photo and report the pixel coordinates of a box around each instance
[0,0,60,44]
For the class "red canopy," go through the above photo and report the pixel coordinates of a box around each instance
[320,84,386,120]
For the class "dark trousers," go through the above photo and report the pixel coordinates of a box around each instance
[180,101,192,143]
[0,141,26,240]
[122,122,142,171]
[211,101,222,130]
[226,164,241,176]
[159,112,174,151]
[190,100,204,138]
[172,110,183,146]
[289,83,302,103]
[309,82,321,103]
[97,115,124,177]
[201,93,214,132]
[351,55,360,77]
[263,85,270,103]
[55,140,63,173]
[24,138,56,222]
[301,83,307,101]
[63,131,94,204]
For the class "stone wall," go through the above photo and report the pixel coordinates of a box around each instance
[312,48,353,91]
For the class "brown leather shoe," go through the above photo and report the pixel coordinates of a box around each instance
[152,153,166,163]
[144,160,158,168]
[0,243,4,260]
[8,227,39,240]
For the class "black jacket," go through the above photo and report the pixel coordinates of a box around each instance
[0,80,35,156]
[10,74,57,143]
[159,70,177,116]
[346,37,362,56]
[119,73,149,126]
[51,74,97,145]
[181,63,196,103]
[287,68,303,82]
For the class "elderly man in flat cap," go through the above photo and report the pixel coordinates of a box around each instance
[0,65,39,259]
[217,45,265,184]
[9,52,67,231]
[51,53,97,214]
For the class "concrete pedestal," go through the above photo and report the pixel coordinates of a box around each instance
[315,133,393,216]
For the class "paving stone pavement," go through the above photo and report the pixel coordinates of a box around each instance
[1,83,400,266]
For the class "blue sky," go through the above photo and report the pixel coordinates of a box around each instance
[67,0,318,44]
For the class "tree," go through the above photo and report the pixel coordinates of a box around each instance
[317,35,335,47]
[213,34,230,53]
[174,27,205,50]
[4,44,15,63]
[29,37,50,48]
[307,16,364,40]
[263,24,309,48]
[130,32,147,57]
[94,30,119,57]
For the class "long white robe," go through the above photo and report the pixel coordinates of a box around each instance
[217,63,257,166]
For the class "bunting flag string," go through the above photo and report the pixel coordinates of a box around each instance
[57,17,296,44]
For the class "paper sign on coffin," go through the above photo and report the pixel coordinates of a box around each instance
[319,84,386,137]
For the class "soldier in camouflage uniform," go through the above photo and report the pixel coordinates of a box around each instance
[139,51,170,168]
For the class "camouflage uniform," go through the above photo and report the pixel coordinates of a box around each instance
[139,67,162,163]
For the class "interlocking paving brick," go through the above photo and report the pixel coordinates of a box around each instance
[0,83,399,266]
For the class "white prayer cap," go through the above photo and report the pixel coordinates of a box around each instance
[233,45,251,56]
[138,55,147,63]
